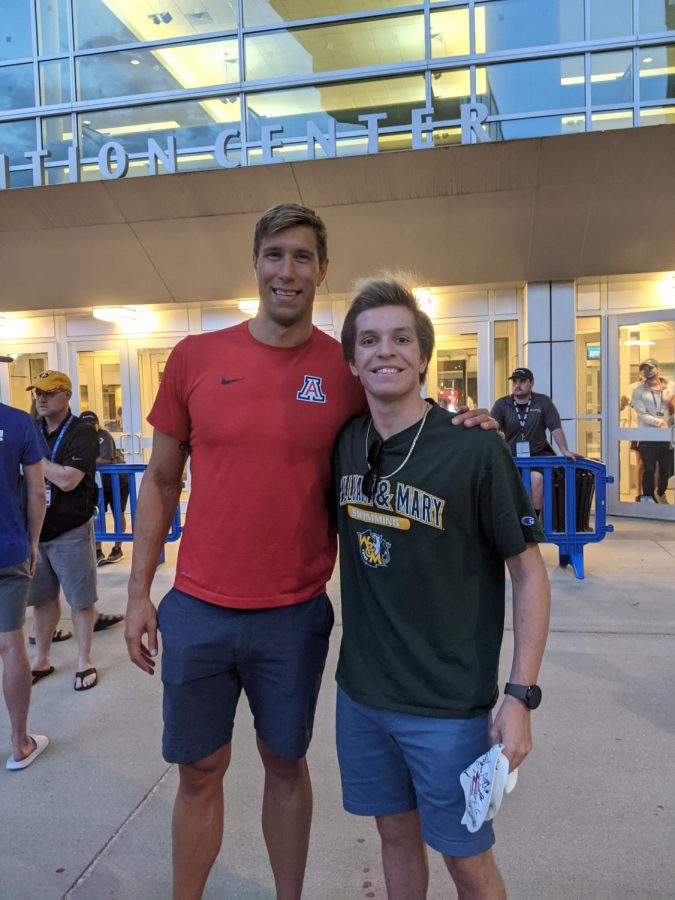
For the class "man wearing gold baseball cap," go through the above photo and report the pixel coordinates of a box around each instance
[26,371,101,690]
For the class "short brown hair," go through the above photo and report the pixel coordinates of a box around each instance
[253,203,328,264]
[341,278,435,385]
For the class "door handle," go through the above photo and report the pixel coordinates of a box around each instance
[133,433,143,454]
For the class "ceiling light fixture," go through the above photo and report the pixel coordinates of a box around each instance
[413,288,433,312]
[624,339,656,347]
[238,299,259,316]
[93,306,138,323]
[130,58,141,65]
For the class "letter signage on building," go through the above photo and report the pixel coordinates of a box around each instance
[0,103,491,190]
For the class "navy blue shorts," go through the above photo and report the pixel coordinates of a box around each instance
[157,587,334,764]
[336,688,495,858]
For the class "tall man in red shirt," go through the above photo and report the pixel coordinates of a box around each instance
[125,204,495,900]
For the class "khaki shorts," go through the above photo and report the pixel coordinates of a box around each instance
[0,559,32,632]
[28,519,98,611]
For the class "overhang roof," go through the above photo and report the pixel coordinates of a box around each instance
[0,124,673,312]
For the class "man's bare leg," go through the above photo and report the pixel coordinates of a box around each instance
[173,743,231,900]
[444,848,506,900]
[30,600,60,671]
[257,738,312,900]
[72,604,96,688]
[376,810,429,900]
[531,471,544,513]
[0,629,34,761]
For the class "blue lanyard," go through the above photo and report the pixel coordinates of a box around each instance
[47,414,74,462]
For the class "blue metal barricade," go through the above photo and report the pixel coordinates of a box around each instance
[515,457,614,579]
[94,464,182,556]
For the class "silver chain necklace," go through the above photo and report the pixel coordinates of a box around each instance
[365,403,431,481]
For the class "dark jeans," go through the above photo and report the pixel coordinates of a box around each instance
[638,441,673,498]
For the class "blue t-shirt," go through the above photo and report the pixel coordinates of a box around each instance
[0,403,48,568]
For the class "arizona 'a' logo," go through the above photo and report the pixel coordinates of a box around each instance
[358,530,391,569]
[296,375,326,403]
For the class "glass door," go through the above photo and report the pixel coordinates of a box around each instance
[128,339,176,464]
[607,311,675,519]
[426,323,490,411]
[0,343,58,412]
[70,341,132,459]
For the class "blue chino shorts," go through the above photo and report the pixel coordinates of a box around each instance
[336,687,495,858]
[158,587,334,764]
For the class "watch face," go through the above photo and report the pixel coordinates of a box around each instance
[526,685,542,709]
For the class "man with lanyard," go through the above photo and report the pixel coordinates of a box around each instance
[27,371,101,691]
[0,390,49,770]
[124,203,498,900]
[334,280,550,898]
[491,367,579,516]
[630,358,675,503]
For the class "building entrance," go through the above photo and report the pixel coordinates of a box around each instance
[608,311,675,520]
[427,322,490,411]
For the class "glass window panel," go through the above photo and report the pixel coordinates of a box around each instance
[434,336,479,412]
[430,9,470,59]
[431,125,461,146]
[639,0,675,33]
[43,115,72,161]
[76,38,239,102]
[0,119,36,164]
[591,109,634,130]
[616,440,675,504]
[488,113,585,140]
[577,420,602,461]
[9,354,50,412]
[475,0,583,55]
[640,104,675,125]
[78,96,241,158]
[576,317,602,415]
[618,321,675,431]
[477,56,584,116]
[430,69,471,120]
[0,63,35,111]
[74,0,238,50]
[494,320,518,403]
[639,44,675,102]
[590,0,633,39]
[40,59,72,105]
[244,14,424,82]
[7,168,34,188]
[37,0,70,54]
[0,1,33,61]
[591,51,633,105]
[246,74,425,142]
[243,0,416,27]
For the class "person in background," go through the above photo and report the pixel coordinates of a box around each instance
[491,368,580,516]
[630,359,675,503]
[80,410,129,564]
[0,399,49,770]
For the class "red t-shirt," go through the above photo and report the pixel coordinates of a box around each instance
[148,322,366,609]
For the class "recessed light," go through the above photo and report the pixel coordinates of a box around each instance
[642,56,653,63]
[130,58,141,65]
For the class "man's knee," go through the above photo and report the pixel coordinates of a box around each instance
[257,739,307,782]
[376,811,422,846]
[0,628,25,656]
[444,848,503,896]
[178,744,231,794]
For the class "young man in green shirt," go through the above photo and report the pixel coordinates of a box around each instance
[335,279,551,899]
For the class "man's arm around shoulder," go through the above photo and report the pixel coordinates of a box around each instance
[490,543,550,769]
[125,429,188,675]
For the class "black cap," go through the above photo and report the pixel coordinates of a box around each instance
[79,411,99,424]
[639,358,659,371]
[510,367,534,381]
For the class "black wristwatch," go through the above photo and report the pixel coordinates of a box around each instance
[504,682,542,710]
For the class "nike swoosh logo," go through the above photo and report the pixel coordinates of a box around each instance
[221,378,244,385]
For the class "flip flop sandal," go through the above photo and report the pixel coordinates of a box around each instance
[6,734,49,771]
[93,614,124,633]
[74,667,98,691]
[31,666,55,685]
[28,629,72,646]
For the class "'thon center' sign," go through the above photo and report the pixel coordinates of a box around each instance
[0,103,491,190]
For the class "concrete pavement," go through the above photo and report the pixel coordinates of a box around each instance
[1,517,674,900]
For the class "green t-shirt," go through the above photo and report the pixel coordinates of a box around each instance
[334,402,545,719]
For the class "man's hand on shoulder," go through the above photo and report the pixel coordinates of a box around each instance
[125,590,158,675]
[452,407,502,435]
[490,694,533,770]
